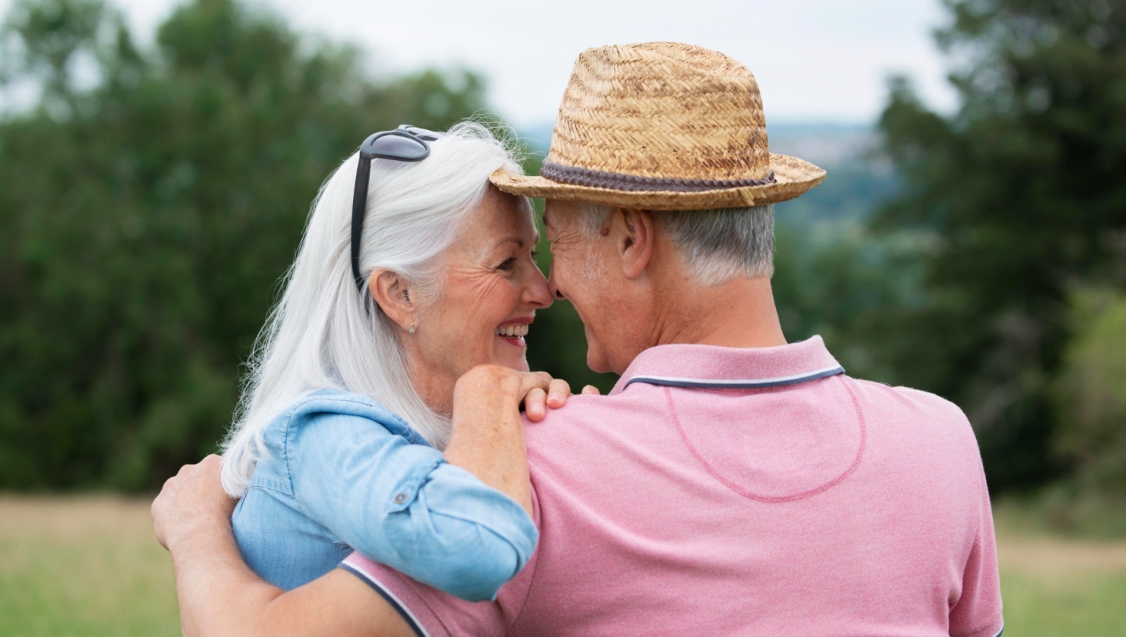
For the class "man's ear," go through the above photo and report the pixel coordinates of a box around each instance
[369,269,415,331]
[611,208,655,279]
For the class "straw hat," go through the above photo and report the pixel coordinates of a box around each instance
[490,42,825,210]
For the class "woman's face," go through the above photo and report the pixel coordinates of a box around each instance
[405,186,551,411]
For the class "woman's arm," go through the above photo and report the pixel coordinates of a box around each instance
[442,365,567,515]
[152,456,414,637]
[286,372,561,601]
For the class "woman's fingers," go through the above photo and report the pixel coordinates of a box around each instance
[547,378,571,409]
[515,372,600,421]
[516,371,552,400]
[524,387,548,422]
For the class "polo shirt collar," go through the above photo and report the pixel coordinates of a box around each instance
[610,335,844,395]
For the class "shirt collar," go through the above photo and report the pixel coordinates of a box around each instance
[610,335,844,395]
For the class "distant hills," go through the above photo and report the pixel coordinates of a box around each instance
[767,122,877,168]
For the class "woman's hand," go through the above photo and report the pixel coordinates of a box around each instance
[522,372,601,422]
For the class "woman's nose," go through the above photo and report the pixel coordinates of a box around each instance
[523,263,553,308]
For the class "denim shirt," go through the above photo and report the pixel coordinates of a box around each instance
[231,389,538,601]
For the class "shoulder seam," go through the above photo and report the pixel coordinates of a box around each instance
[292,392,416,438]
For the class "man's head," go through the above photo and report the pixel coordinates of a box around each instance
[489,41,824,372]
[543,200,775,374]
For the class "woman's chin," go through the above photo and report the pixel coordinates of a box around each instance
[494,349,530,372]
[493,335,529,371]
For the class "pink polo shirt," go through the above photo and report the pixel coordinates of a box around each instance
[342,337,1003,636]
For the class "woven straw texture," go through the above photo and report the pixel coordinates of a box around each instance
[490,42,826,210]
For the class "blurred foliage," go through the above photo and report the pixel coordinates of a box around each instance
[771,159,917,383]
[874,0,1126,493]
[998,287,1126,536]
[0,0,486,490]
[1054,287,1126,494]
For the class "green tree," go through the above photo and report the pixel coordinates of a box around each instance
[1032,286,1126,534]
[0,0,487,490]
[874,0,1126,492]
[1054,287,1126,495]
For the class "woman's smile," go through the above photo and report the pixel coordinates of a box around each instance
[495,317,533,347]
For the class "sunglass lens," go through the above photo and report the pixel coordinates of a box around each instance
[368,134,429,160]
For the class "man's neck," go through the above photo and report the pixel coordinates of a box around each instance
[651,276,787,350]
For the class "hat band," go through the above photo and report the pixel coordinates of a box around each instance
[540,160,775,193]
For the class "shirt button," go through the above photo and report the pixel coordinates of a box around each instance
[393,493,408,504]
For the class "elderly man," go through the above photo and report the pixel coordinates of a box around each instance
[153,43,1003,636]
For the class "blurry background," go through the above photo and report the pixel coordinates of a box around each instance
[1,0,1124,634]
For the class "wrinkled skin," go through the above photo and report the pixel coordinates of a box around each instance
[373,186,565,418]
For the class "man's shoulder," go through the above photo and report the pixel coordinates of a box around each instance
[527,386,667,436]
[846,377,979,448]
[849,377,968,419]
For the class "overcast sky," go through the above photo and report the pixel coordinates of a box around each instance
[1,0,960,127]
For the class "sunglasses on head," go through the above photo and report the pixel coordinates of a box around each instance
[351,124,443,293]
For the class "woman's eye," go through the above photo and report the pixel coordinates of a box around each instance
[498,257,517,271]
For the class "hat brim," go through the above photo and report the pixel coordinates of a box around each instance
[490,153,825,210]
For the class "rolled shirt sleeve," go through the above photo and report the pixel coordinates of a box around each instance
[286,406,538,602]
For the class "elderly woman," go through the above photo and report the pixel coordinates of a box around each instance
[220,121,580,602]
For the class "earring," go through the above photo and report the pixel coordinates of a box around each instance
[408,322,416,335]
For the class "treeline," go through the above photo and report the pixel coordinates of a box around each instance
[0,0,487,489]
[1,0,1124,533]
[771,0,1126,531]
[874,0,1126,527]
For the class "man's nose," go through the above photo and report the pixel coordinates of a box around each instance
[524,263,553,308]
[548,265,566,300]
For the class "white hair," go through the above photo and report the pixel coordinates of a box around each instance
[220,121,527,497]
[576,203,775,286]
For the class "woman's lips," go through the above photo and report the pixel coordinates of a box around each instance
[495,320,530,347]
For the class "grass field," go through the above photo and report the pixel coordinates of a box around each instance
[0,497,180,636]
[2,497,1125,636]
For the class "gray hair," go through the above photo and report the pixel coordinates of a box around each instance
[220,121,528,497]
[576,203,775,286]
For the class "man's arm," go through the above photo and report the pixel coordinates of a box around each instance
[152,456,415,637]
[152,370,566,636]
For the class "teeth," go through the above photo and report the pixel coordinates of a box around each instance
[495,324,529,337]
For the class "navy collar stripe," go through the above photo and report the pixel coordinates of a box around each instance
[339,563,429,637]
[624,365,845,390]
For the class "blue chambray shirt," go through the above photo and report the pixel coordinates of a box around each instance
[231,389,538,601]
